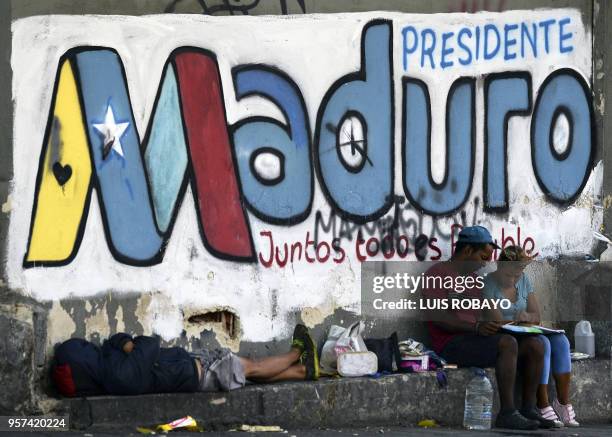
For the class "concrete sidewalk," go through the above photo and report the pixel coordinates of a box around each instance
[59,360,611,431]
[7,424,612,436]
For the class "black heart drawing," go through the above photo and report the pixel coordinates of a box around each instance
[52,162,72,186]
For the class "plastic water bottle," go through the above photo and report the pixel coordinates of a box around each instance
[463,367,493,430]
[574,320,595,357]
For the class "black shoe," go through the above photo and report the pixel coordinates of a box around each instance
[495,410,539,430]
[291,324,308,354]
[292,324,319,380]
[520,407,557,429]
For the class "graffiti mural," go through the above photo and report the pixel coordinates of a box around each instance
[25,47,255,267]
[8,11,599,340]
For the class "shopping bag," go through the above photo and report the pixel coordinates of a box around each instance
[320,321,367,373]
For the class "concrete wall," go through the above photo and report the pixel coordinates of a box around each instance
[0,0,610,415]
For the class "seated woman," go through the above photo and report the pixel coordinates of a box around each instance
[483,246,579,428]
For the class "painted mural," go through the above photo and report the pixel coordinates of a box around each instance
[8,11,599,340]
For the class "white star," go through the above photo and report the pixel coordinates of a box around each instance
[93,105,129,159]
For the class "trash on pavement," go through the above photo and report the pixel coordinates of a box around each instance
[136,415,203,434]
[417,419,439,428]
[237,424,284,432]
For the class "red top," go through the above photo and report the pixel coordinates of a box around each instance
[423,262,483,353]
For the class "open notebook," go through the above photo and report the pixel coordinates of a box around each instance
[500,324,565,335]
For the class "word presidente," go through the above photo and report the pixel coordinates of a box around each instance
[402,17,575,70]
[26,20,593,267]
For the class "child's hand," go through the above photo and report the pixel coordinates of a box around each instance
[122,340,134,354]
[516,312,534,324]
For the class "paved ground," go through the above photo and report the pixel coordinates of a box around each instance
[4,424,612,436]
[61,361,612,431]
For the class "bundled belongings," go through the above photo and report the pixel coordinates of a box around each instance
[320,321,368,374]
[320,321,379,377]
[322,321,448,376]
[398,339,428,372]
[364,332,401,373]
[398,339,446,372]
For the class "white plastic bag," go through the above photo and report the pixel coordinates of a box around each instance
[320,321,367,373]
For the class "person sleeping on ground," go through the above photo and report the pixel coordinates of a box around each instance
[51,324,318,397]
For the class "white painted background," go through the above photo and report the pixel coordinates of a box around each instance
[8,11,599,342]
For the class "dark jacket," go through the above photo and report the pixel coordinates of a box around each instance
[53,333,199,397]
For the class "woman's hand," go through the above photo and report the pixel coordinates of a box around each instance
[515,311,538,324]
[525,293,541,325]
[515,311,530,323]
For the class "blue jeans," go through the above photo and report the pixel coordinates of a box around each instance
[538,334,571,384]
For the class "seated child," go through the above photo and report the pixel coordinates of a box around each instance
[483,246,579,427]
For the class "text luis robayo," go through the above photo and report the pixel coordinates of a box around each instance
[370,273,512,312]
